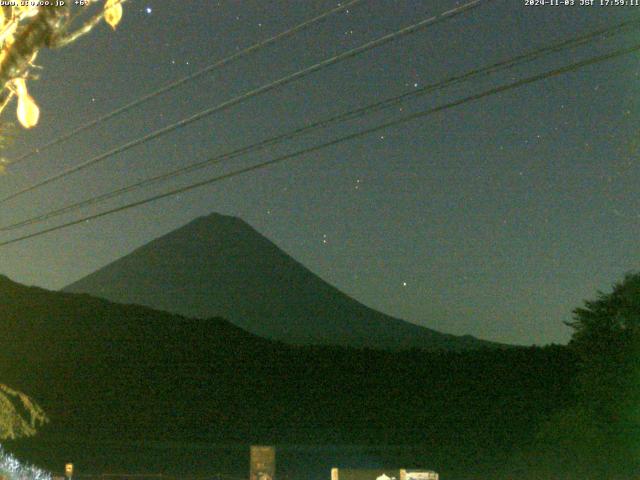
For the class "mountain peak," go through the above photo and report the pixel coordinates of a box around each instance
[194,212,243,224]
[64,213,500,350]
[167,212,256,242]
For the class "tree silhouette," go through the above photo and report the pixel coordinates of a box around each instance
[507,273,640,479]
[567,271,640,428]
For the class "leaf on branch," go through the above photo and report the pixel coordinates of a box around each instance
[17,95,39,129]
[13,79,39,129]
[104,0,123,30]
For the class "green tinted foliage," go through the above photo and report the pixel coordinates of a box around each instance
[0,384,47,440]
[510,273,640,479]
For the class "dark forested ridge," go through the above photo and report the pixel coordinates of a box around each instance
[63,213,500,350]
[0,275,576,478]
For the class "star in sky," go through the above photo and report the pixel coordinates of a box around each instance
[4,0,636,347]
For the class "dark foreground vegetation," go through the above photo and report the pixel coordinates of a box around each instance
[1,273,638,479]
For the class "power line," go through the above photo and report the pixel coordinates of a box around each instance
[1,42,638,247]
[8,0,366,166]
[0,0,489,205]
[0,17,636,233]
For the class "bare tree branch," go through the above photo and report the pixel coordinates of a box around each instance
[51,0,128,48]
[0,2,126,129]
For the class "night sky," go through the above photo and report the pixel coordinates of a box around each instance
[0,0,638,346]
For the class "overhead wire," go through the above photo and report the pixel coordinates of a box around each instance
[0,17,636,232]
[0,0,488,205]
[8,0,366,166]
[1,41,638,247]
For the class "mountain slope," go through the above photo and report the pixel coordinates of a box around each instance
[0,274,276,440]
[64,213,496,350]
[0,274,575,477]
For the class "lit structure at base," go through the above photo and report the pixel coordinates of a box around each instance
[331,469,439,480]
[250,446,275,480]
